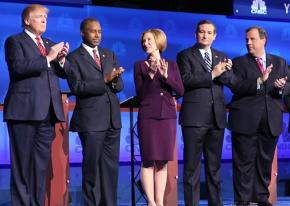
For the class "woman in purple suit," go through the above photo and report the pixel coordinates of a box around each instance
[134,29,184,206]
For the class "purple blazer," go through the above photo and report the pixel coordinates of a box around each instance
[134,59,184,120]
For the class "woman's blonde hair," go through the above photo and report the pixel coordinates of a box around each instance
[141,29,167,53]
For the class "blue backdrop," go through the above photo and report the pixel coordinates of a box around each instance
[1,2,290,164]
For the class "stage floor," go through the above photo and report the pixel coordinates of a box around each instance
[0,161,290,205]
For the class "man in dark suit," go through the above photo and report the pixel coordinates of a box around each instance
[4,4,69,206]
[229,26,290,206]
[66,18,124,206]
[177,19,233,206]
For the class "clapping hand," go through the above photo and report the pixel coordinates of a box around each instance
[262,64,273,82]
[57,42,69,63]
[104,67,125,83]
[212,61,227,79]
[47,42,64,62]
[274,76,288,89]
[148,57,159,72]
[158,58,168,79]
[224,58,232,70]
[145,57,159,79]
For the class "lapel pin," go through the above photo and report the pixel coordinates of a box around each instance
[102,54,105,58]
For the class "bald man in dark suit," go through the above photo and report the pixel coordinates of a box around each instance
[66,18,124,206]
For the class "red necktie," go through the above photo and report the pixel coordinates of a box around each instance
[93,49,102,70]
[257,57,264,74]
[35,36,46,56]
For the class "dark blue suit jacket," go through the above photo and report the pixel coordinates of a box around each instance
[66,46,123,132]
[4,31,67,122]
[229,53,290,136]
[177,45,234,128]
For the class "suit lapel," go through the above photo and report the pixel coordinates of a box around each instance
[141,61,150,75]
[79,46,101,72]
[98,48,105,72]
[42,38,50,55]
[21,32,43,56]
[266,54,272,69]
[211,49,221,68]
[248,55,262,76]
[191,46,224,72]
[266,54,275,84]
[191,46,209,72]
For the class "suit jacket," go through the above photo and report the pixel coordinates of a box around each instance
[4,31,67,122]
[134,60,184,120]
[66,46,123,132]
[177,45,233,128]
[228,53,290,136]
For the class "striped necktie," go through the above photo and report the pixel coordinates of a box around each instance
[93,49,102,70]
[35,36,46,56]
[204,52,212,72]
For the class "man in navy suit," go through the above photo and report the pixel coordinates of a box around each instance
[66,18,124,206]
[4,4,69,206]
[177,19,233,206]
[229,26,290,206]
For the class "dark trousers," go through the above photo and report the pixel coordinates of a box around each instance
[79,127,120,206]
[232,112,278,205]
[182,125,224,206]
[7,113,56,206]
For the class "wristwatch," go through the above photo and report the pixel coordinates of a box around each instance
[258,77,264,86]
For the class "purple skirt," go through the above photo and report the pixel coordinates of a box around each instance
[137,119,176,161]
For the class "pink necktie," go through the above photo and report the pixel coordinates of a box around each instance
[93,49,102,70]
[257,57,264,74]
[35,36,46,56]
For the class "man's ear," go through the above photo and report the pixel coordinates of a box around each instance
[24,19,30,26]
[213,33,217,41]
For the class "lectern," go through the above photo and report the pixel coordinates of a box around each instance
[45,93,70,206]
[41,94,277,206]
[120,96,178,206]
[120,96,139,206]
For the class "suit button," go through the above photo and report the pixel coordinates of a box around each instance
[160,92,164,96]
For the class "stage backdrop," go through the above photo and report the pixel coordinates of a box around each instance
[1,1,290,164]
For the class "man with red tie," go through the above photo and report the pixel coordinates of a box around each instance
[65,18,124,205]
[4,4,69,206]
[229,26,290,206]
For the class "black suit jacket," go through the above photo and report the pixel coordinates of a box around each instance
[228,53,290,136]
[66,46,123,132]
[177,45,233,128]
[4,31,67,122]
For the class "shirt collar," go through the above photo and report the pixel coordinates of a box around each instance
[256,53,266,62]
[24,29,42,45]
[82,43,100,58]
[199,48,212,59]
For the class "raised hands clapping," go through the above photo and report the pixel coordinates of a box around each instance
[159,58,168,79]
[145,57,168,79]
